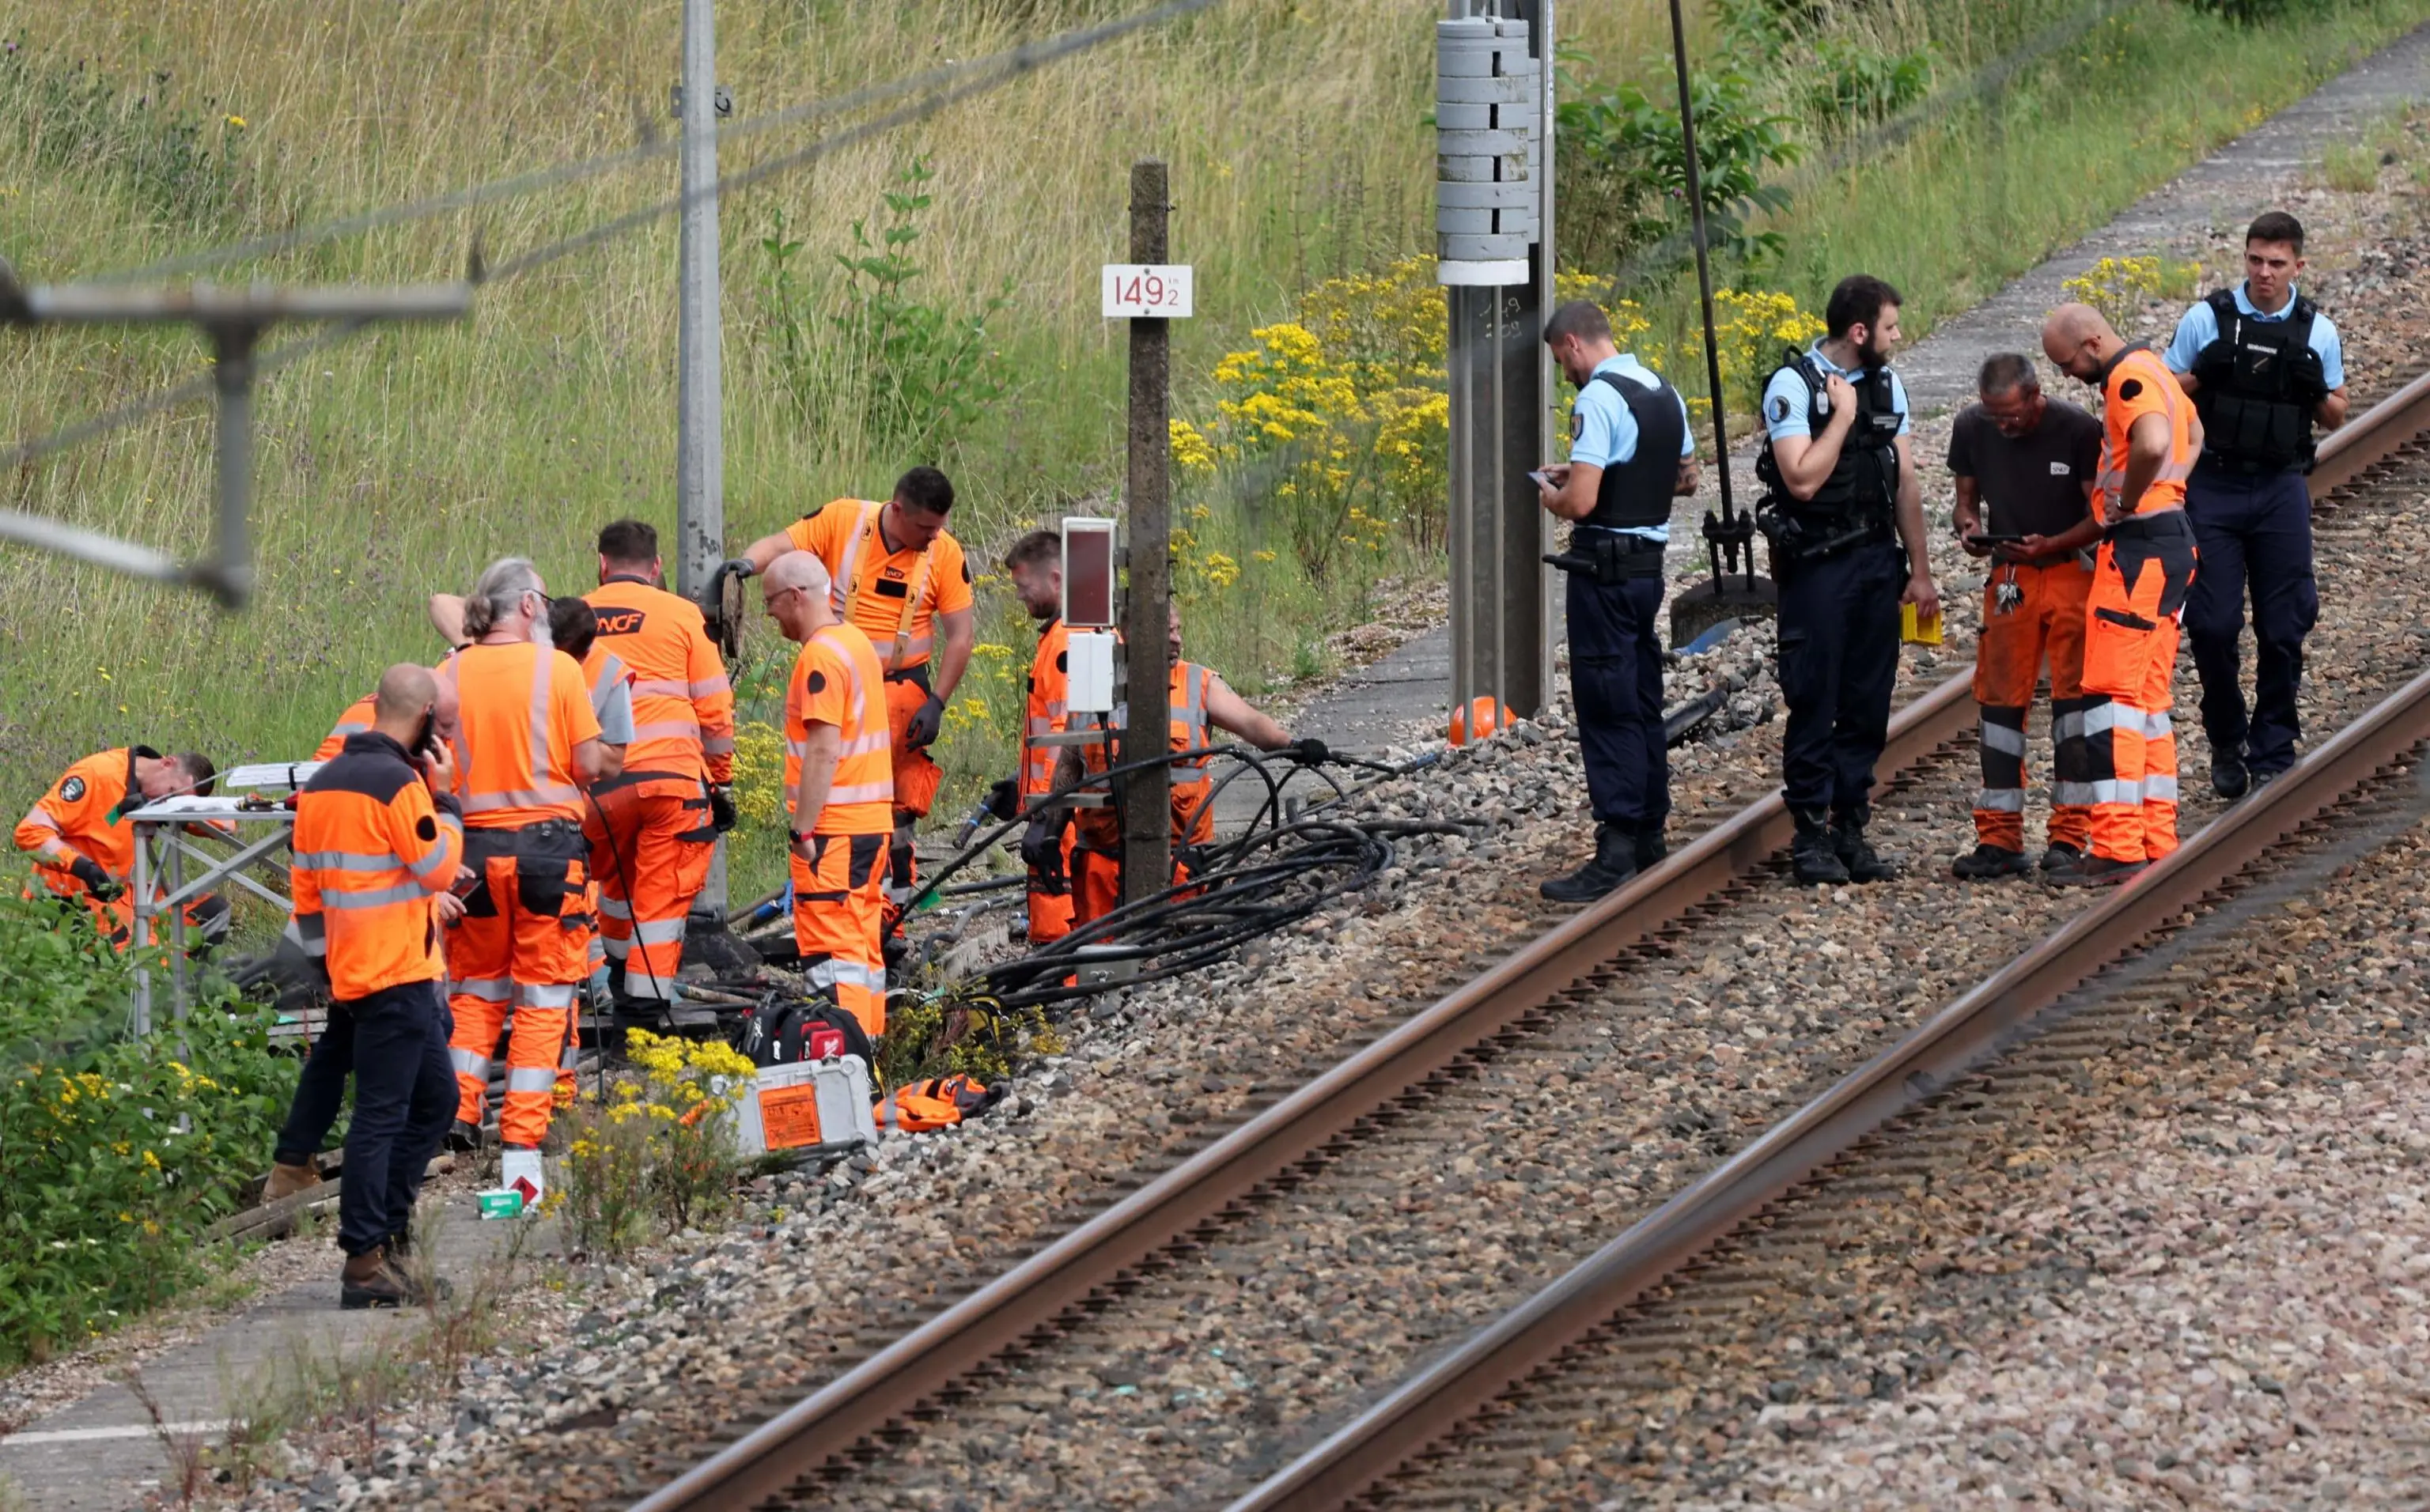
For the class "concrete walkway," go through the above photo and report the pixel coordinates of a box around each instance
[1291,20,2430,761]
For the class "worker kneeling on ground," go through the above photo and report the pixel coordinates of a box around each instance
[764,550,895,1038]
[17,744,225,951]
[1046,602,1312,927]
[2041,303,2202,885]
[734,466,974,904]
[1947,352,2106,879]
[282,664,467,1309]
[438,558,613,1154]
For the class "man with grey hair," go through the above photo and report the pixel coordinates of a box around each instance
[436,557,613,1177]
[1947,353,2105,879]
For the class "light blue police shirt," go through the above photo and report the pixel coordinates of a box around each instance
[1761,342,1912,444]
[1569,353,1695,543]
[2161,282,2345,389]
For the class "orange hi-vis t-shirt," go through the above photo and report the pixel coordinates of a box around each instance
[1021,618,1072,800]
[2096,346,2199,519]
[585,576,736,786]
[441,641,602,828]
[785,500,974,674]
[784,622,895,837]
[316,694,378,761]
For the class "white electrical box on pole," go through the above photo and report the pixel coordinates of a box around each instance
[677,0,730,919]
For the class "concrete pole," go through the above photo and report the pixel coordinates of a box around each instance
[677,0,729,917]
[1120,160,1173,909]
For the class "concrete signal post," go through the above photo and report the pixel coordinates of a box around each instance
[1439,1,1556,727]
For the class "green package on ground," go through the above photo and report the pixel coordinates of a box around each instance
[476,1189,525,1220]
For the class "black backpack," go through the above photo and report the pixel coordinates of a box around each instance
[735,990,874,1068]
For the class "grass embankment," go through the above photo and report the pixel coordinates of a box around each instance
[0,0,2421,910]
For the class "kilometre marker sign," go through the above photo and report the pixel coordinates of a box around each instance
[1102,263,1193,319]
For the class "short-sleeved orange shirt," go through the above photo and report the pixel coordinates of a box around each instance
[2096,347,2198,518]
[442,641,604,827]
[784,500,974,672]
[784,622,895,837]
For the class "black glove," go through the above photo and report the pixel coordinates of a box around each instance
[904,692,947,749]
[70,856,123,902]
[717,556,759,581]
[707,785,738,834]
[983,777,1021,822]
[2286,344,2330,401]
[1288,736,1330,765]
[1021,810,1071,891]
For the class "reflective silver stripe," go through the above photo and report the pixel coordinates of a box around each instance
[690,675,732,698]
[21,808,59,833]
[1976,720,2027,758]
[700,735,735,756]
[814,624,873,743]
[517,982,578,1009]
[597,895,634,920]
[528,642,556,791]
[2053,781,2102,807]
[785,739,810,758]
[406,842,457,884]
[602,935,631,961]
[2144,773,2181,801]
[2086,779,2144,805]
[320,882,431,910]
[1045,697,1067,720]
[436,811,464,837]
[631,719,703,741]
[2052,710,2087,742]
[828,501,881,614]
[1028,716,1055,735]
[810,958,885,990]
[622,972,674,1001]
[292,849,399,872]
[463,784,583,813]
[283,913,327,957]
[1972,788,2027,812]
[633,918,687,947]
[2082,704,2122,736]
[505,1067,558,1094]
[452,977,513,1003]
[839,731,891,758]
[630,678,691,698]
[449,1048,491,1078]
[826,780,892,805]
[560,1044,581,1070]
[2145,710,2174,739]
[328,719,370,739]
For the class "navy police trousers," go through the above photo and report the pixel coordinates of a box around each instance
[1777,540,1904,815]
[1567,569,1670,832]
[2183,466,2317,777]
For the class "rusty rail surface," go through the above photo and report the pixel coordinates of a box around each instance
[630,679,1978,1510]
[1224,373,2430,1512]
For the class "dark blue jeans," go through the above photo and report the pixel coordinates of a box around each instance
[335,980,458,1258]
[1776,541,1905,815]
[1566,569,1670,831]
[2184,466,2317,776]
[274,1000,354,1167]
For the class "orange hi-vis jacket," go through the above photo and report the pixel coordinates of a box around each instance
[1074,661,1217,852]
[2095,346,2199,519]
[440,641,602,828]
[785,500,975,674]
[585,576,736,789]
[785,622,895,837]
[317,694,378,761]
[16,747,150,896]
[291,731,465,1001]
[1021,619,1072,801]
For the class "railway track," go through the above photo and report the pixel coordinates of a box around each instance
[617,372,2430,1511]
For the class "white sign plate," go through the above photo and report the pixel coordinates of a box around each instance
[1102,263,1194,319]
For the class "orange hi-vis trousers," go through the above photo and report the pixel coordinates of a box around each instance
[1027,826,1077,944]
[446,827,589,1147]
[585,783,714,1003]
[2081,514,2197,866]
[792,832,889,1038]
[1973,559,2095,853]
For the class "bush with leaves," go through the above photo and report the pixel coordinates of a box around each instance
[1556,55,1802,275]
[0,892,294,1364]
[551,1031,755,1259]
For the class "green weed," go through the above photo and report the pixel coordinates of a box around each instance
[2322,139,2383,194]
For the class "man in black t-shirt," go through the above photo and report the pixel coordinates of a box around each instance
[1947,353,2106,879]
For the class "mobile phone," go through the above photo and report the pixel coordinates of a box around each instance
[410,708,438,758]
[1967,531,2027,546]
[1527,469,1555,491]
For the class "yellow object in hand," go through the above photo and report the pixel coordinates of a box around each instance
[1901,602,1944,645]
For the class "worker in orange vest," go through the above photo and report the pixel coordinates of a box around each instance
[581,520,736,1011]
[2041,304,2203,885]
[735,467,974,902]
[318,663,460,762]
[278,663,466,1308]
[435,558,615,1157]
[16,745,225,951]
[1050,602,1307,927]
[1003,528,1077,943]
[762,551,895,1037]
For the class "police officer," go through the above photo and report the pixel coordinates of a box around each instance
[1535,300,1698,902]
[2162,210,2348,798]
[1755,274,1940,884]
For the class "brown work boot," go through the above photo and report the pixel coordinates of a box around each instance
[262,1159,322,1203]
[339,1250,411,1311]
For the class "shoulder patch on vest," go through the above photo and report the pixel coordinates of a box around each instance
[1055,651,1068,674]
[807,670,827,695]
[2118,377,2144,401]
[416,815,438,841]
[1768,394,1792,422]
[59,776,85,803]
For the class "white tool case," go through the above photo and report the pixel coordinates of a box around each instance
[729,1054,876,1157]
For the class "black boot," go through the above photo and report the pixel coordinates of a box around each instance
[1833,809,1895,883]
[1540,823,1640,903]
[1791,808,1850,885]
[1633,825,1668,872]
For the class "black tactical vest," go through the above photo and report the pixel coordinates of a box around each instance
[2189,288,2321,474]
[1754,351,1901,524]
[1578,368,1686,532]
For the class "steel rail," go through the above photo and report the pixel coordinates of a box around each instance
[1228,372,2430,1512]
[627,673,1978,1510]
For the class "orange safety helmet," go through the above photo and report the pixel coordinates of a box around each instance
[1448,696,1510,747]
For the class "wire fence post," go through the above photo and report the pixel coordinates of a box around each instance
[1120,159,1174,909]
[677,0,730,920]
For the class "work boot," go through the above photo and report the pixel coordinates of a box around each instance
[2211,751,2249,799]
[1790,809,1849,886]
[1951,843,2031,880]
[1832,811,1895,883]
[262,1159,322,1203]
[1540,824,1639,904]
[2045,852,2147,886]
[339,1251,412,1311]
[2039,841,2086,874]
[445,1119,481,1154]
[1633,826,1668,873]
[382,1242,456,1305]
